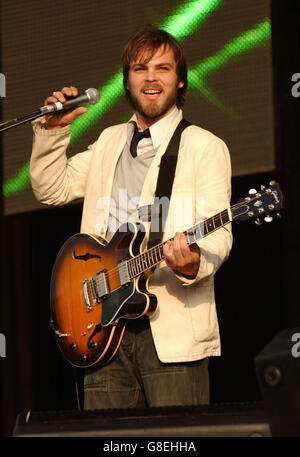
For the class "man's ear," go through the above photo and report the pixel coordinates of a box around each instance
[123,77,129,91]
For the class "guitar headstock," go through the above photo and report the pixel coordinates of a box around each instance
[231,181,283,225]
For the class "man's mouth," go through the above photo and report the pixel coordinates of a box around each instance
[142,88,162,99]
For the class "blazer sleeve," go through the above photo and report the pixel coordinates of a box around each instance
[175,135,232,286]
[30,118,95,206]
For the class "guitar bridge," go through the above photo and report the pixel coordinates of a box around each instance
[82,279,93,311]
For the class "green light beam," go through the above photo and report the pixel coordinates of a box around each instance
[189,18,271,114]
[159,0,223,40]
[3,162,30,198]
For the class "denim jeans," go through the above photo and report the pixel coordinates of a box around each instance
[84,319,209,410]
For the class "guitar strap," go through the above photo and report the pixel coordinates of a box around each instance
[146,118,191,249]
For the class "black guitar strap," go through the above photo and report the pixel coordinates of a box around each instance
[146,118,191,249]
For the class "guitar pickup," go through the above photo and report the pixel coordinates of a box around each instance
[118,261,130,286]
[82,270,110,311]
[96,270,110,299]
[89,276,99,303]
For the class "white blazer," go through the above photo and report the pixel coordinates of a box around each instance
[30,110,232,362]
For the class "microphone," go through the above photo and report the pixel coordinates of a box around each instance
[0,88,100,134]
[40,88,100,114]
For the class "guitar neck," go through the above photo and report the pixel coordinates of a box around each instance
[126,208,231,279]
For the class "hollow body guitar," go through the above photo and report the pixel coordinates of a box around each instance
[50,182,283,368]
[50,223,157,368]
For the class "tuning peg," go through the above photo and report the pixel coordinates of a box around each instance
[264,214,273,223]
[260,185,266,191]
[269,180,276,186]
[255,217,262,226]
[248,188,257,195]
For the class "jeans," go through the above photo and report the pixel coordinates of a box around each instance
[84,319,209,410]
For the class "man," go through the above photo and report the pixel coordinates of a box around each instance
[30,27,232,410]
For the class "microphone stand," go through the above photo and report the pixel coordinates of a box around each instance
[0,110,44,133]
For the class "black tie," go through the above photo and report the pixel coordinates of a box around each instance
[130,123,151,157]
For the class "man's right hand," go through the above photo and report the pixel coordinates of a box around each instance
[44,86,88,130]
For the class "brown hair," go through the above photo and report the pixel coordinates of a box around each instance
[122,27,188,108]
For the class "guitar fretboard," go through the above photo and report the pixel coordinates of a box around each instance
[126,208,230,279]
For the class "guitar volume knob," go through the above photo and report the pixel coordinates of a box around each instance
[70,342,77,351]
[89,341,98,350]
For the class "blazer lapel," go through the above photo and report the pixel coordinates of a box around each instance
[100,125,127,201]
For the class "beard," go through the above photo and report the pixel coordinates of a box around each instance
[126,87,178,121]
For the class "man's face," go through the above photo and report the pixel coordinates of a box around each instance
[126,45,184,128]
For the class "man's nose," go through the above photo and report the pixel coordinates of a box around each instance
[145,69,157,81]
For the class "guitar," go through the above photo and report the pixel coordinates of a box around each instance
[50,181,283,368]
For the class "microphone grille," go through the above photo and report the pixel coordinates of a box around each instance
[85,88,100,105]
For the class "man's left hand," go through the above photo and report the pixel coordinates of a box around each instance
[163,232,201,279]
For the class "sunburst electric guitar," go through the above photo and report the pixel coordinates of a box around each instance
[50,181,283,368]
